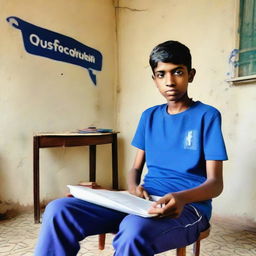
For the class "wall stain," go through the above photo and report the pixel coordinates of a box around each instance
[0,201,33,219]
[95,102,101,112]
[17,159,24,169]
[116,85,121,94]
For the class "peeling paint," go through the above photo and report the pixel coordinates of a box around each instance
[227,49,239,78]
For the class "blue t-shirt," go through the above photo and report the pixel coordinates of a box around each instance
[131,101,228,220]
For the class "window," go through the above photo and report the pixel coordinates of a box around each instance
[228,0,256,83]
[239,0,256,77]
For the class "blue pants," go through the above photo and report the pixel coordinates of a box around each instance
[35,197,209,256]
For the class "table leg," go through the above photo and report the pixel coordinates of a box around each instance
[89,145,96,182]
[112,133,118,190]
[33,136,40,223]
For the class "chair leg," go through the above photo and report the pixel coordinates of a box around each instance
[193,240,201,256]
[98,234,106,250]
[176,247,186,256]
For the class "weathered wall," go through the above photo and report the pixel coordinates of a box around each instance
[0,0,117,213]
[1,0,255,224]
[116,0,256,223]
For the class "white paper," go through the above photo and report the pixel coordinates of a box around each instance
[67,185,159,218]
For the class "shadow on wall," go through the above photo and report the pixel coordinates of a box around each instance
[0,155,12,218]
[117,137,133,190]
[40,146,90,200]
[0,153,33,219]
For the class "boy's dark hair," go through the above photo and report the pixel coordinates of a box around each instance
[149,40,192,73]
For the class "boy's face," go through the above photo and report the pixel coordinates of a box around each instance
[152,62,195,103]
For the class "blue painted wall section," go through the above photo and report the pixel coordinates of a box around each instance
[6,16,103,85]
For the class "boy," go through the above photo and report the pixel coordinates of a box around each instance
[35,40,227,256]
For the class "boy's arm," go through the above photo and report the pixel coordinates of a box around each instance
[127,149,150,199]
[148,160,223,217]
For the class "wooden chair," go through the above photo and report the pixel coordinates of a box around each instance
[98,227,210,256]
[176,227,210,256]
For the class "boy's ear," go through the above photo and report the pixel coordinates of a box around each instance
[188,68,196,82]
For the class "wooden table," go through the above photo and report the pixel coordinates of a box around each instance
[33,132,118,223]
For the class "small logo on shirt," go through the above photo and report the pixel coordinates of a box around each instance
[184,130,197,150]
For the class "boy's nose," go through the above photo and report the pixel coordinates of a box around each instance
[165,73,175,87]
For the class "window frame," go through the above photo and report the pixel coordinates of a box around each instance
[227,0,256,85]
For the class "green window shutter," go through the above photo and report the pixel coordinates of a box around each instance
[239,0,256,76]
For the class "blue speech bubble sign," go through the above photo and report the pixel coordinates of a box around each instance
[7,16,103,85]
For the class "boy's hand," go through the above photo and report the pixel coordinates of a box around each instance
[148,193,185,218]
[129,185,150,200]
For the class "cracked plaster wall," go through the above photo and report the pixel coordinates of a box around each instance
[0,0,255,224]
[116,0,256,223]
[0,0,117,214]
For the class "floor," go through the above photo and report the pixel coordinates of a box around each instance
[0,212,256,256]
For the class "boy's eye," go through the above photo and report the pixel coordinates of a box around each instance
[174,70,183,76]
[156,73,164,78]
